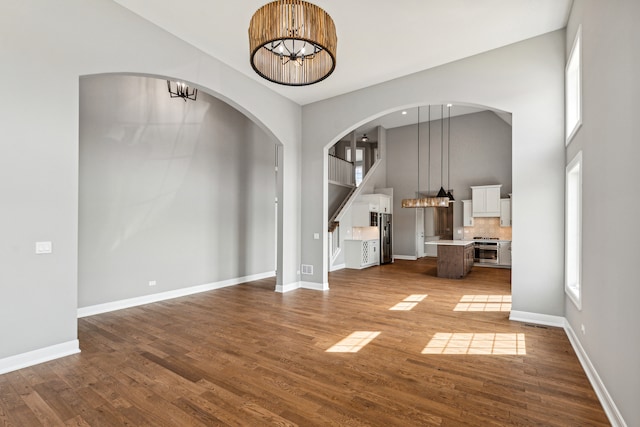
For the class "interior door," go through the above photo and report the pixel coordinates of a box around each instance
[416,209,426,258]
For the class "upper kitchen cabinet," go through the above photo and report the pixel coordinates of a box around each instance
[360,193,392,214]
[352,193,392,226]
[500,198,512,227]
[471,185,502,217]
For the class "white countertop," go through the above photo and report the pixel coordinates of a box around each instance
[425,240,475,246]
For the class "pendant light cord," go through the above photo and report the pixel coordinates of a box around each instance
[417,107,420,196]
[448,105,451,193]
[427,105,431,196]
[441,105,444,190]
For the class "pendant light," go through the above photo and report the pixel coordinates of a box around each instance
[401,106,449,208]
[436,104,448,199]
[446,104,455,201]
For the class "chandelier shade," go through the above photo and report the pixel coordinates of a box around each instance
[249,0,337,86]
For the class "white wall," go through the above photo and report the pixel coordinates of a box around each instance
[79,75,276,307]
[0,0,300,364]
[302,31,565,317]
[565,1,640,424]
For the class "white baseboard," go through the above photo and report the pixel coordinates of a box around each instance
[300,281,329,291]
[393,255,418,261]
[0,340,80,375]
[78,271,276,318]
[511,311,625,426]
[275,282,300,293]
[509,310,565,327]
[564,321,626,427]
[329,263,345,272]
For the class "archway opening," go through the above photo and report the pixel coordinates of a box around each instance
[77,73,282,315]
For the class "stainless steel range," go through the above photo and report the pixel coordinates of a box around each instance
[473,237,499,264]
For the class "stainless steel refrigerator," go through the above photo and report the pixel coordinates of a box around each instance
[370,212,392,264]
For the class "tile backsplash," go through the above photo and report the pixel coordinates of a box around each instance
[351,226,379,240]
[463,217,512,240]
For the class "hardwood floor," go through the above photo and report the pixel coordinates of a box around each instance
[0,258,609,426]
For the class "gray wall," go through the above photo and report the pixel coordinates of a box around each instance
[0,0,300,363]
[79,75,275,307]
[565,0,640,424]
[303,30,565,317]
[387,111,512,257]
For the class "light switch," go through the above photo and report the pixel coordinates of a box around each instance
[313,233,320,240]
[35,241,52,254]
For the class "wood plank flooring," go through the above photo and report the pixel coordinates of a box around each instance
[0,259,610,426]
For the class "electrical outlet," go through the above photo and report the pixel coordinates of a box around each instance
[149,280,157,287]
[35,241,52,254]
[580,324,586,335]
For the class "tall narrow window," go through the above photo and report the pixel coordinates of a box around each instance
[566,26,582,145]
[566,151,582,309]
[346,147,364,186]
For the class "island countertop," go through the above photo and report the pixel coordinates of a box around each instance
[425,240,474,246]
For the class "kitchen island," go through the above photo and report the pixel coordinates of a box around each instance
[425,240,475,279]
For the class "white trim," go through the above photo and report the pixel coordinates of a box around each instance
[300,281,330,291]
[78,271,276,318]
[509,310,565,327]
[0,340,80,375]
[276,282,300,293]
[565,151,583,310]
[565,25,582,145]
[329,263,345,272]
[393,255,418,261]
[564,321,627,427]
[276,281,330,293]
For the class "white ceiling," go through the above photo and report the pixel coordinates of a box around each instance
[112,0,572,106]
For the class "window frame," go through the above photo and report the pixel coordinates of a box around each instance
[346,147,365,186]
[565,151,583,310]
[565,26,582,145]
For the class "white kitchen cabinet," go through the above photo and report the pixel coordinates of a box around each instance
[462,200,474,226]
[379,196,391,214]
[500,199,512,227]
[353,194,392,226]
[345,239,380,269]
[352,203,371,227]
[360,193,392,214]
[471,185,502,217]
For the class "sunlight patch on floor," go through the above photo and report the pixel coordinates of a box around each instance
[326,331,381,353]
[454,295,511,312]
[389,294,428,311]
[422,332,526,355]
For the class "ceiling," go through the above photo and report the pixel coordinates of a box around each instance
[112,0,572,106]
[346,104,512,143]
